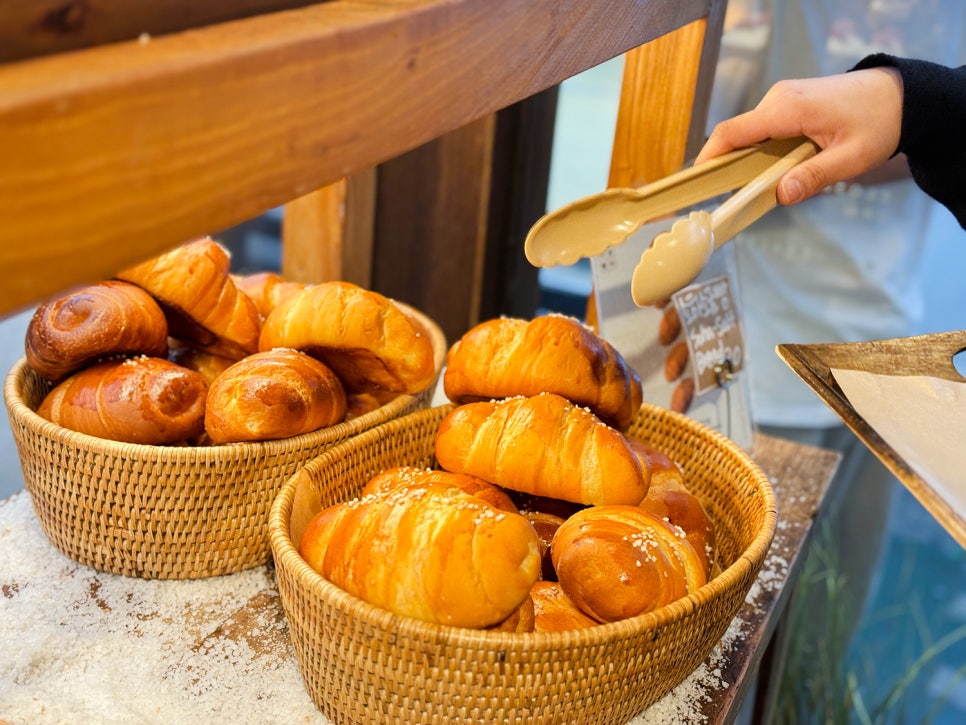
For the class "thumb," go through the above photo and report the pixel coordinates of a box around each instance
[776,158,834,205]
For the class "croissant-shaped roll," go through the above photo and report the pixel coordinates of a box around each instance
[530,581,598,632]
[298,479,542,628]
[36,356,207,444]
[443,315,643,430]
[435,393,649,506]
[361,466,518,513]
[258,281,436,396]
[204,348,347,444]
[25,280,169,382]
[551,505,707,622]
[116,237,261,360]
[232,271,308,320]
[630,439,715,577]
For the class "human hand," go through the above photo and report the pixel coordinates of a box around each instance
[695,67,904,205]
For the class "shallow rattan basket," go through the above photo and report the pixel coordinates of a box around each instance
[4,305,446,580]
[269,402,777,724]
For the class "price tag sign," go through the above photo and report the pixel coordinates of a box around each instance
[672,276,744,395]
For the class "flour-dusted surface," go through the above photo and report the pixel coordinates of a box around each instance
[0,491,328,725]
[1,432,837,725]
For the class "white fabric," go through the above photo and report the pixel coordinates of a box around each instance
[709,0,966,427]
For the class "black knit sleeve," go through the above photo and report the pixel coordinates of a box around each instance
[852,53,966,229]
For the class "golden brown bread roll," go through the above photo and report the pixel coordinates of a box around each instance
[258,281,436,396]
[167,345,236,387]
[204,348,347,444]
[435,393,650,506]
[361,466,518,513]
[298,478,543,628]
[36,356,207,444]
[25,280,169,382]
[232,271,308,320]
[630,439,715,577]
[530,581,598,632]
[116,237,261,360]
[442,315,643,430]
[551,505,707,622]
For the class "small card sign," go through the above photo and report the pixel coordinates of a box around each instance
[673,276,744,395]
[591,214,754,449]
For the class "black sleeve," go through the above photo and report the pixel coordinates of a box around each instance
[852,53,966,229]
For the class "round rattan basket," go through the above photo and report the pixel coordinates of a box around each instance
[269,403,777,725]
[3,305,446,580]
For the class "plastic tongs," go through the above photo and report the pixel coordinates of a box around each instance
[524,136,819,305]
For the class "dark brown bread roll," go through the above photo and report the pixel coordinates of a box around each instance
[37,356,207,444]
[25,280,169,382]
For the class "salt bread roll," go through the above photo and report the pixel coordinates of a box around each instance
[37,356,207,444]
[443,315,643,430]
[259,281,435,396]
[435,393,649,506]
[530,581,598,632]
[117,237,261,360]
[551,505,706,622]
[25,280,169,382]
[361,466,518,513]
[204,348,346,444]
[298,476,542,628]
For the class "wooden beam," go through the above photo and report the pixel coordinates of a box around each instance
[0,0,709,315]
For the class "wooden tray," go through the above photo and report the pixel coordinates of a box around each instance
[778,330,966,549]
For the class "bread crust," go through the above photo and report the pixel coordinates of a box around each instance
[259,281,436,396]
[298,474,542,628]
[37,356,207,444]
[551,505,706,622]
[25,280,169,382]
[443,315,642,430]
[204,348,347,443]
[117,237,261,360]
[435,393,649,506]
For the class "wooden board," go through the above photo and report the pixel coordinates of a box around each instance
[778,329,966,549]
[0,0,710,316]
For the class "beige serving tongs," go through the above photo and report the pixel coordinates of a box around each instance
[524,135,819,272]
[631,138,819,306]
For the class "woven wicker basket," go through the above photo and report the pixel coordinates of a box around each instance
[269,403,777,725]
[3,305,446,580]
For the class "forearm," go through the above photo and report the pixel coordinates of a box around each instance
[853,54,966,227]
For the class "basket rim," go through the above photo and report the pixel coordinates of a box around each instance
[268,402,778,648]
[3,303,447,460]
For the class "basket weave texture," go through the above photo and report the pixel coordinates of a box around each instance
[3,307,446,580]
[269,403,777,725]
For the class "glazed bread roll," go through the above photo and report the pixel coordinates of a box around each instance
[204,348,347,444]
[25,280,169,382]
[530,581,598,632]
[627,438,684,488]
[117,237,261,360]
[361,466,519,513]
[232,271,307,320]
[443,315,643,430]
[36,356,207,444]
[298,478,543,628]
[551,505,707,622]
[259,281,436,396]
[520,510,566,581]
[435,393,650,506]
